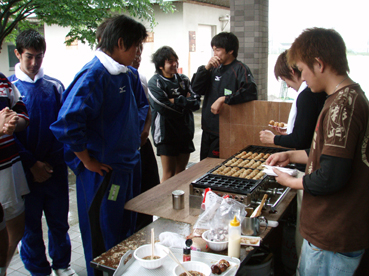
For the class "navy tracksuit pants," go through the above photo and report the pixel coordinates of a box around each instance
[20,164,71,276]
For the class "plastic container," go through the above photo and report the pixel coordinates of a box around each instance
[133,244,168,269]
[202,230,228,251]
[173,261,211,276]
[228,215,241,258]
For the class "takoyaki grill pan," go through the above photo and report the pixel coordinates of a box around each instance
[189,145,290,210]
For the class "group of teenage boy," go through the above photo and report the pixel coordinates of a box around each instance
[0,13,368,276]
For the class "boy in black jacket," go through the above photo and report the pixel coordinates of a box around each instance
[148,46,200,182]
[191,32,257,160]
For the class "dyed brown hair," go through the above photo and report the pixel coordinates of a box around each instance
[287,27,349,75]
[274,50,301,81]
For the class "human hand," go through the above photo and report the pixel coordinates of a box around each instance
[0,108,19,136]
[0,108,9,135]
[3,114,19,135]
[266,152,290,167]
[30,161,53,183]
[205,56,221,70]
[272,167,304,190]
[169,98,174,104]
[211,96,225,114]
[140,131,149,147]
[272,168,294,187]
[83,157,112,176]
[259,130,275,144]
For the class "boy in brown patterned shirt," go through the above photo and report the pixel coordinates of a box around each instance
[266,28,369,275]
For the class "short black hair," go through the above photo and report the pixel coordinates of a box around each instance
[16,29,46,54]
[211,32,239,58]
[97,15,147,54]
[151,46,178,74]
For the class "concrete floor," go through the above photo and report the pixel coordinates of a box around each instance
[7,109,202,276]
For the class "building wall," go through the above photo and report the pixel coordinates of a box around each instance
[139,2,230,81]
[230,0,269,100]
[42,25,95,87]
[182,2,230,78]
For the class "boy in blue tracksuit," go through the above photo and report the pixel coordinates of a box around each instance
[50,15,149,276]
[9,30,74,276]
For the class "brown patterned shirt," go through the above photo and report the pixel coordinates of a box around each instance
[300,84,369,252]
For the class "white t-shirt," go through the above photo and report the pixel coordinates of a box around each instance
[287,81,308,134]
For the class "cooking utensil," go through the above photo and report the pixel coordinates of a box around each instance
[251,194,268,218]
[151,228,154,260]
[241,216,268,236]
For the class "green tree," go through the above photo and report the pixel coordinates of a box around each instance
[0,0,175,49]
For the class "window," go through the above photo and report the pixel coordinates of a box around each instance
[8,45,17,70]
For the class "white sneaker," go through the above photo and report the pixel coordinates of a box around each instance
[53,267,78,276]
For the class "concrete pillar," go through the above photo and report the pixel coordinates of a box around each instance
[230,0,269,100]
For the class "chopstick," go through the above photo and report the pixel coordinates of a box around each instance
[251,194,268,218]
[151,228,154,260]
[165,248,191,276]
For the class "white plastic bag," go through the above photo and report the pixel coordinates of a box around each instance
[157,231,185,248]
[192,191,246,236]
[193,191,222,231]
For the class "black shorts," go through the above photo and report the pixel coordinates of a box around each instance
[156,141,195,156]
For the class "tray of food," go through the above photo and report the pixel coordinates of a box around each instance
[240,236,262,246]
[113,246,240,276]
[208,145,289,179]
[191,145,291,193]
[268,120,287,129]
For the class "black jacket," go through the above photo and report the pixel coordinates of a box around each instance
[191,59,257,135]
[274,87,326,150]
[148,73,200,146]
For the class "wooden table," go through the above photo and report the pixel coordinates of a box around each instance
[125,158,296,225]
[92,158,297,275]
[125,158,224,225]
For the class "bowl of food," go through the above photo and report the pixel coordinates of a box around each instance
[173,261,211,276]
[133,244,167,269]
[202,230,228,251]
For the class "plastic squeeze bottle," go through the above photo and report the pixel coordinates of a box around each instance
[228,215,241,258]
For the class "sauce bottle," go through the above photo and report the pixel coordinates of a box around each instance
[183,239,192,262]
[228,215,241,258]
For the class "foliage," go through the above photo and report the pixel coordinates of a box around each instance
[0,0,175,49]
